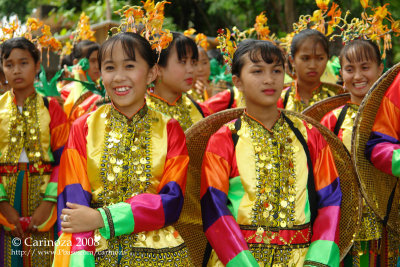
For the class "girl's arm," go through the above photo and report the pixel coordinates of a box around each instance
[201,125,258,266]
[54,114,95,267]
[96,118,189,239]
[366,76,400,176]
[304,124,342,267]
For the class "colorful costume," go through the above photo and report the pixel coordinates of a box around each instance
[201,111,341,266]
[322,103,382,266]
[203,87,245,113]
[0,91,68,267]
[278,81,343,112]
[146,91,210,131]
[54,103,192,266]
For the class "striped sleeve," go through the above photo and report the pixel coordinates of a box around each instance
[43,97,69,203]
[366,72,400,176]
[200,124,257,266]
[97,118,189,239]
[304,124,341,267]
[53,114,95,267]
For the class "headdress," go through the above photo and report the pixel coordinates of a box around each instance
[111,0,173,59]
[217,12,277,68]
[183,28,210,51]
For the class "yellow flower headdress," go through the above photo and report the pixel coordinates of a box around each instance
[183,28,210,51]
[0,17,61,53]
[112,0,173,59]
[280,0,342,53]
[330,0,400,58]
[217,12,277,67]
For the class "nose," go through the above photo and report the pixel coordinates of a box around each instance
[354,68,363,80]
[13,64,21,74]
[112,69,125,82]
[187,61,195,74]
[264,75,274,84]
[309,58,317,68]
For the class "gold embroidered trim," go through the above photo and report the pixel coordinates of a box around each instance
[287,83,334,112]
[5,93,43,165]
[147,93,193,131]
[97,105,153,206]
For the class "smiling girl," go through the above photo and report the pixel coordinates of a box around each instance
[279,29,343,112]
[201,39,341,266]
[321,39,384,266]
[54,32,192,266]
[0,37,69,267]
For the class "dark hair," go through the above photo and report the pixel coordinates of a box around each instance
[72,40,99,60]
[207,48,224,65]
[290,29,329,58]
[157,32,198,67]
[339,39,381,66]
[232,39,285,77]
[1,37,40,64]
[98,32,156,70]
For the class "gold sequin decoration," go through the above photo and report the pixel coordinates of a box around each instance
[287,82,335,112]
[96,105,152,206]
[147,93,193,131]
[242,113,297,234]
[5,93,43,164]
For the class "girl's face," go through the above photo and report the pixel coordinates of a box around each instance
[292,39,328,85]
[195,49,210,82]
[158,45,196,93]
[2,48,39,93]
[87,50,101,81]
[233,52,284,109]
[341,57,383,100]
[101,42,156,115]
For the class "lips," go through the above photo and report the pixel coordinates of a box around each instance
[14,78,23,83]
[113,86,131,96]
[307,72,318,77]
[353,81,368,89]
[262,89,276,95]
[185,78,193,85]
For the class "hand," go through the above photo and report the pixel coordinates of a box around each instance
[0,201,23,238]
[60,202,104,233]
[194,80,206,95]
[27,201,55,233]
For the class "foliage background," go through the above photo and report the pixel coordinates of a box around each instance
[1,0,399,65]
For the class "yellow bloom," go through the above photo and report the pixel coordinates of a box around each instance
[392,20,400,35]
[195,33,209,50]
[26,18,42,31]
[255,12,268,25]
[360,0,368,9]
[373,4,389,21]
[141,0,155,13]
[184,28,196,36]
[316,0,330,10]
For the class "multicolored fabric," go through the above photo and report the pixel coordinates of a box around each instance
[321,104,383,267]
[366,71,400,177]
[201,111,341,266]
[202,87,245,114]
[277,81,341,112]
[321,103,359,152]
[0,90,69,267]
[146,91,210,131]
[54,103,192,266]
[68,92,100,123]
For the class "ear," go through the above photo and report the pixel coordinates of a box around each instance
[232,75,243,92]
[35,61,41,75]
[378,63,384,75]
[147,65,158,85]
[288,55,294,67]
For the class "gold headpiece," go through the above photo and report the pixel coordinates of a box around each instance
[0,17,61,53]
[217,12,277,67]
[183,28,210,51]
[112,0,173,57]
[330,1,400,58]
